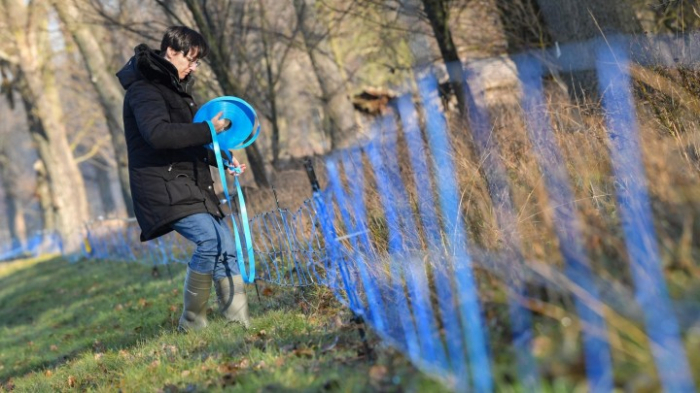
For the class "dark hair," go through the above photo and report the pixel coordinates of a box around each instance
[160,26,210,59]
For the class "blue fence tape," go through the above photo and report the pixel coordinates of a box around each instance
[417,70,494,392]
[204,119,256,283]
[8,35,696,393]
[516,53,615,391]
[597,38,695,393]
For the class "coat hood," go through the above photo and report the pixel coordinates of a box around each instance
[116,44,193,92]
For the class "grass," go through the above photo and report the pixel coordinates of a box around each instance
[0,256,449,392]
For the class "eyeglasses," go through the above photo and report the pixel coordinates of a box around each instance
[182,52,201,68]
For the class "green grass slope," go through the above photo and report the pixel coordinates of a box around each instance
[0,256,447,392]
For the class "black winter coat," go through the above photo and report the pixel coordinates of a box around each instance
[117,44,223,241]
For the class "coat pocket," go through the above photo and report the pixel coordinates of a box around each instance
[164,174,205,206]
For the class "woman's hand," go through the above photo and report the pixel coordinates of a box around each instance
[211,111,232,134]
[227,155,246,176]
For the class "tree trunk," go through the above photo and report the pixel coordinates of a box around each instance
[92,157,118,217]
[33,159,55,233]
[4,190,27,247]
[535,0,642,100]
[182,0,270,188]
[51,0,134,217]
[258,0,283,168]
[3,0,91,253]
[293,0,359,150]
[0,155,27,245]
[420,0,468,117]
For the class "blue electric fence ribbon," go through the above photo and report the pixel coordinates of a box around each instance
[194,96,260,284]
[205,120,256,283]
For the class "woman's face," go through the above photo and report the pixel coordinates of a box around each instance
[165,47,200,80]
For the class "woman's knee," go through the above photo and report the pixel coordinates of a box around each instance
[189,236,221,272]
[195,236,221,257]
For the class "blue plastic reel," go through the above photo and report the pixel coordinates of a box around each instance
[193,96,261,161]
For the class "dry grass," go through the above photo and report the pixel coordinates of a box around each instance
[244,68,700,388]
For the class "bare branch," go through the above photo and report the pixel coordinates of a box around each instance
[74,134,112,164]
[154,0,189,26]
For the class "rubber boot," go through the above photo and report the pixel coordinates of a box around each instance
[178,269,212,332]
[214,275,250,328]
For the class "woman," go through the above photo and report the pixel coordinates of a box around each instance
[116,26,250,331]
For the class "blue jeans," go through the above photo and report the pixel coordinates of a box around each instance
[171,213,239,281]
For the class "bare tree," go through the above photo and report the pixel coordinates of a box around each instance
[0,80,35,243]
[0,0,90,252]
[293,0,360,150]
[253,0,301,167]
[51,0,134,216]
[180,0,271,187]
